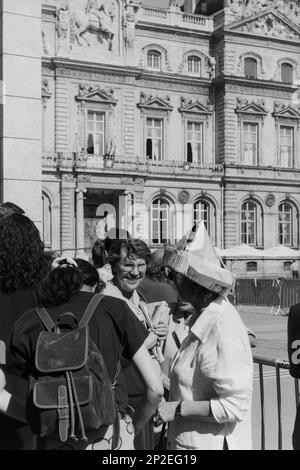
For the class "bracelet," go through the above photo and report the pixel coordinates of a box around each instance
[175,400,183,417]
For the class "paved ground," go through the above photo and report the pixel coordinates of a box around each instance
[238,305,297,450]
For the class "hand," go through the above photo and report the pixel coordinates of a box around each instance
[155,401,179,424]
[0,369,6,391]
[153,322,169,340]
[145,331,158,350]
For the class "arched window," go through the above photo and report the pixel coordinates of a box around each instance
[188,56,201,75]
[194,200,210,233]
[151,197,170,244]
[246,261,257,272]
[42,192,52,250]
[147,50,161,71]
[281,62,293,84]
[278,202,298,246]
[241,200,263,246]
[244,57,257,79]
[193,199,216,244]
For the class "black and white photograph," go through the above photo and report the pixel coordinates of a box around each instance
[0,0,300,454]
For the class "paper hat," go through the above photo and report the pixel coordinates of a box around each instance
[164,222,235,296]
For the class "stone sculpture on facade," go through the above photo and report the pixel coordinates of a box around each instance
[238,12,300,40]
[227,0,300,27]
[71,0,117,50]
[122,1,140,49]
[56,1,71,55]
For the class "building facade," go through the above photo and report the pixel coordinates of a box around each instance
[1,0,300,276]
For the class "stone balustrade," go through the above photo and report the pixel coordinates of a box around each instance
[138,6,213,32]
[42,152,224,177]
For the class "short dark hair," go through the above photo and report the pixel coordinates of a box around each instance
[74,258,99,287]
[107,238,151,269]
[41,264,83,306]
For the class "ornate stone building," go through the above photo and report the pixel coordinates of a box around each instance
[1,0,300,277]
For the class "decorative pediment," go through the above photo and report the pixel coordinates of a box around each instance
[76,84,117,106]
[227,1,300,28]
[273,102,300,120]
[226,8,300,41]
[137,92,173,112]
[235,97,268,116]
[179,97,213,114]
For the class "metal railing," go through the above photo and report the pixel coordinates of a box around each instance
[253,354,299,450]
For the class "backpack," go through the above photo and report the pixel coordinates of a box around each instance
[31,293,121,448]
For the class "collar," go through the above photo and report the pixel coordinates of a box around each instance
[190,295,225,343]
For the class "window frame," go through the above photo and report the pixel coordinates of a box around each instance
[244,57,258,79]
[241,121,259,166]
[246,261,258,272]
[241,200,258,246]
[86,110,106,156]
[187,55,201,76]
[278,125,294,168]
[186,120,204,164]
[145,117,164,161]
[147,50,162,71]
[278,202,294,247]
[151,197,170,245]
[281,62,294,84]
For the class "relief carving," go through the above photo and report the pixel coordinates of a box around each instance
[71,0,117,50]
[236,97,267,111]
[56,1,71,54]
[122,1,140,49]
[238,13,300,40]
[227,0,300,27]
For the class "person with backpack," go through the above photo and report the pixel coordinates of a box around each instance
[0,213,49,450]
[6,258,163,450]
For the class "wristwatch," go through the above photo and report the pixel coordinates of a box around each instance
[175,400,183,417]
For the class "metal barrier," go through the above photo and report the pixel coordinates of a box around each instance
[253,354,300,450]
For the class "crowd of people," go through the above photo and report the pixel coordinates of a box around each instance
[0,202,257,450]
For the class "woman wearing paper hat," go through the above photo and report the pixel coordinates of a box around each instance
[155,222,253,450]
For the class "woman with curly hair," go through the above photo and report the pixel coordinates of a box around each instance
[0,214,48,450]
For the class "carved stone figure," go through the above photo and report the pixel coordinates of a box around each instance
[56,1,71,54]
[122,2,139,49]
[239,12,299,40]
[169,0,184,10]
[227,0,300,27]
[72,0,116,50]
[42,30,49,55]
[206,56,216,79]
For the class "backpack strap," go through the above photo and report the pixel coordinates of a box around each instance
[79,293,105,328]
[111,361,122,450]
[35,306,55,332]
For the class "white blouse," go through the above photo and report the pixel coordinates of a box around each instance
[168,296,253,450]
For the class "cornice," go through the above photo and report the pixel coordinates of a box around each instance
[214,75,298,93]
[42,58,212,88]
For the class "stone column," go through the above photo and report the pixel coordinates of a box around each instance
[0,0,43,228]
[75,187,87,257]
[60,174,76,255]
[133,185,146,241]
